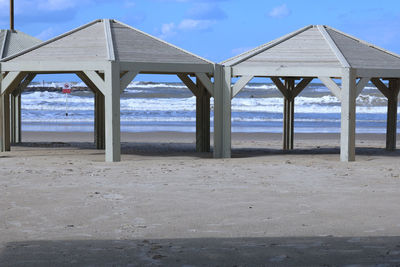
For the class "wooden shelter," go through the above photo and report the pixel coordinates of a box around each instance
[0,29,41,145]
[0,19,224,162]
[221,25,400,161]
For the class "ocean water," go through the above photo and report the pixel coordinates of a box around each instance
[21,81,396,133]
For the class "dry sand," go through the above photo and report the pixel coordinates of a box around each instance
[1,131,400,266]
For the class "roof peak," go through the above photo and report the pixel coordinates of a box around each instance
[1,19,212,66]
[222,24,400,69]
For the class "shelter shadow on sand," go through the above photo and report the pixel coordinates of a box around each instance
[1,236,400,266]
[231,146,400,158]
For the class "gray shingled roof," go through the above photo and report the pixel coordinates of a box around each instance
[222,25,400,70]
[2,19,212,65]
[0,29,41,59]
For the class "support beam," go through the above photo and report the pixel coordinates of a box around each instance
[0,93,11,152]
[10,73,36,144]
[196,79,210,152]
[195,73,214,96]
[104,62,121,162]
[271,77,290,99]
[83,71,106,94]
[177,74,200,97]
[271,77,311,150]
[120,71,138,93]
[355,77,371,98]
[319,76,342,100]
[94,92,105,149]
[340,69,356,162]
[292,78,313,98]
[213,65,231,158]
[1,71,26,95]
[283,78,295,150]
[9,94,19,144]
[386,79,400,151]
[371,78,390,98]
[231,75,253,98]
[76,71,105,149]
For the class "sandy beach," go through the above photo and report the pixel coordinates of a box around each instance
[1,131,400,266]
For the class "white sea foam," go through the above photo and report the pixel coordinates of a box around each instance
[21,91,391,114]
[127,81,186,89]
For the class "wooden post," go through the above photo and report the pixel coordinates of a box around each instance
[10,0,14,31]
[15,92,21,143]
[340,68,356,162]
[0,93,3,152]
[1,93,11,151]
[283,78,295,150]
[196,79,210,152]
[10,90,21,144]
[94,91,105,149]
[386,79,400,151]
[104,62,121,162]
[10,93,15,143]
[213,64,231,158]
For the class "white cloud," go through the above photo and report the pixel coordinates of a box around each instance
[159,22,176,39]
[178,19,215,31]
[124,1,136,8]
[159,18,216,39]
[268,4,290,18]
[35,27,57,40]
[37,0,77,11]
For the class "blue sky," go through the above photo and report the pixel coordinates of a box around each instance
[0,0,399,82]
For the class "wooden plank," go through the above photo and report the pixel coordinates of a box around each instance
[2,61,108,72]
[319,76,341,100]
[231,75,253,98]
[283,79,295,150]
[1,71,25,95]
[292,78,313,98]
[213,65,231,158]
[84,70,106,94]
[232,66,343,78]
[355,77,370,97]
[271,77,290,99]
[371,78,390,98]
[120,62,213,74]
[317,25,350,68]
[103,19,116,61]
[195,72,214,96]
[340,68,356,162]
[76,71,105,149]
[0,93,3,151]
[2,20,103,62]
[196,80,210,152]
[104,62,121,162]
[1,30,8,58]
[223,25,313,66]
[120,71,138,92]
[113,19,213,65]
[1,93,10,151]
[386,79,400,151]
[94,92,105,149]
[177,74,200,97]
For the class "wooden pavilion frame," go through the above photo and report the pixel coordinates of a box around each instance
[0,29,41,145]
[0,19,228,162]
[221,25,400,161]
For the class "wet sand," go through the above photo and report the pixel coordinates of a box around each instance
[1,131,400,266]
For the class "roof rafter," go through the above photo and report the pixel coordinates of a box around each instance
[104,19,116,61]
[317,25,350,68]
